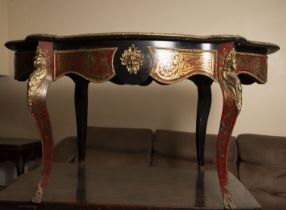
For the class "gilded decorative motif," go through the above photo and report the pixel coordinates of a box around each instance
[32,185,43,203]
[120,44,144,74]
[27,47,49,109]
[221,49,242,113]
[149,47,216,83]
[54,48,116,82]
[224,187,235,209]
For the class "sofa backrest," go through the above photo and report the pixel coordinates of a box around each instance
[54,126,154,167]
[151,129,238,176]
[237,134,286,210]
[85,126,153,167]
[54,136,77,163]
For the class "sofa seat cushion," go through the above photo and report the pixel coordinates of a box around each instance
[237,134,286,210]
[55,126,153,166]
[85,149,151,167]
[54,137,77,163]
[152,154,238,180]
[250,191,286,210]
[87,127,153,153]
[152,130,238,176]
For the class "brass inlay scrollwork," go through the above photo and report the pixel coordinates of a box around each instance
[27,47,49,109]
[222,49,242,113]
[149,47,216,83]
[120,44,144,74]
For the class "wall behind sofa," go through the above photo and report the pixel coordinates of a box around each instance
[0,0,285,144]
[0,0,9,75]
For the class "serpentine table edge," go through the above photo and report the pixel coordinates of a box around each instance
[5,33,280,209]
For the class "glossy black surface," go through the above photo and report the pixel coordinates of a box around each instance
[5,33,279,54]
[113,44,153,85]
[70,75,89,162]
[192,76,213,166]
[0,163,261,210]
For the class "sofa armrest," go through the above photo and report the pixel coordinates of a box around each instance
[237,134,286,210]
[54,137,77,163]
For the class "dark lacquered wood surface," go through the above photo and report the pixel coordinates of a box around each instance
[0,138,40,150]
[192,77,213,166]
[0,138,41,176]
[0,163,260,210]
[5,33,279,54]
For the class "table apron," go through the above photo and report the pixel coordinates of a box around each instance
[14,45,267,85]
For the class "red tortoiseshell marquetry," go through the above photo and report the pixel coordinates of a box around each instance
[27,41,54,203]
[54,48,117,82]
[216,43,241,209]
[236,52,267,83]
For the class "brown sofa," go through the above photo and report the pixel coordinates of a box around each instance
[54,126,286,210]
[237,134,286,210]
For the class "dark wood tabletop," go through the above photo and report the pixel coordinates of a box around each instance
[0,137,40,150]
[0,163,261,210]
[0,138,41,176]
[5,33,279,54]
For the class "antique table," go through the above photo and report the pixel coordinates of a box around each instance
[5,33,279,209]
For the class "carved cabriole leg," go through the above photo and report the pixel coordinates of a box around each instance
[70,75,89,163]
[27,42,54,203]
[195,166,205,207]
[76,160,86,202]
[192,77,213,166]
[217,43,242,209]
